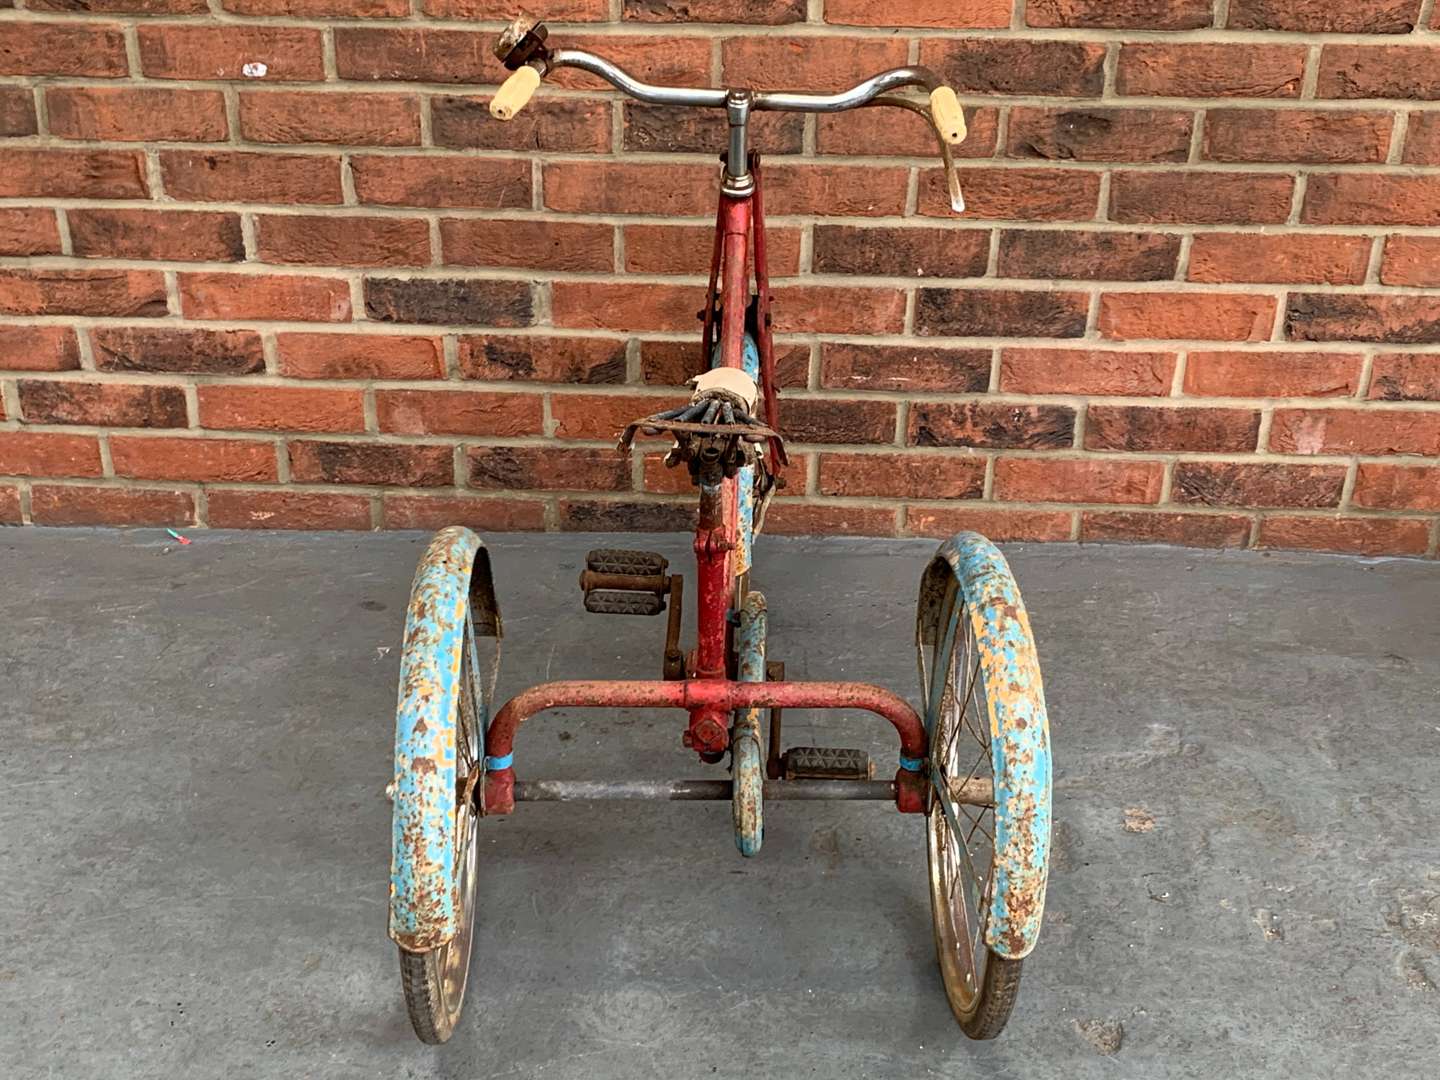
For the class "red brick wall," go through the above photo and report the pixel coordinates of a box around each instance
[1,1,1438,556]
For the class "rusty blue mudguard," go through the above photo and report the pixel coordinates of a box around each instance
[388,526,501,952]
[921,532,1051,960]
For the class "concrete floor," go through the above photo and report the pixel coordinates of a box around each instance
[0,529,1437,1079]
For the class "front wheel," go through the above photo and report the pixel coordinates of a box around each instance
[917,533,1051,1039]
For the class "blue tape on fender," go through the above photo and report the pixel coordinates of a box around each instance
[899,754,924,772]
[484,753,513,771]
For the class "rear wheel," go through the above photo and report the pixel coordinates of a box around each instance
[398,616,482,1044]
[920,576,1023,1039]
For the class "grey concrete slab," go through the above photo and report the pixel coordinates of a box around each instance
[0,528,1436,1080]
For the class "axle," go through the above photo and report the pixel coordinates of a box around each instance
[511,777,994,805]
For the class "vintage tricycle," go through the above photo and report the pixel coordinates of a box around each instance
[387,16,1052,1045]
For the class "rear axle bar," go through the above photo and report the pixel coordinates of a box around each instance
[511,776,994,805]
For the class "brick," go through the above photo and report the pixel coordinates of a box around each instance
[1183,351,1362,398]
[918,167,1101,221]
[339,335,478,395]
[818,453,985,500]
[425,0,605,16]
[817,105,1000,159]
[920,39,1106,98]
[441,220,613,273]
[1188,233,1370,285]
[1352,463,1440,510]
[69,209,244,263]
[626,0,805,22]
[813,226,989,278]
[198,386,367,433]
[179,272,351,323]
[352,156,531,209]
[47,87,227,143]
[916,289,1089,339]
[1101,292,1276,343]
[761,165,909,217]
[1285,294,1440,345]
[458,336,627,384]
[1086,405,1261,452]
[754,398,899,445]
[994,458,1164,504]
[909,402,1076,449]
[1302,175,1440,227]
[365,278,533,327]
[1317,46,1440,100]
[0,432,103,477]
[30,486,194,527]
[433,96,610,154]
[624,225,802,277]
[19,381,187,428]
[558,499,697,533]
[239,92,420,146]
[0,209,61,257]
[38,0,216,8]
[544,162,717,216]
[1203,109,1391,165]
[466,446,628,491]
[277,333,444,380]
[825,0,1007,25]
[552,282,706,332]
[1117,43,1307,98]
[551,393,677,441]
[383,494,547,532]
[138,25,325,81]
[0,326,80,372]
[1080,511,1251,548]
[0,486,18,526]
[207,490,372,530]
[771,287,907,335]
[226,0,408,12]
[907,507,1075,542]
[1404,112,1440,165]
[256,215,430,268]
[757,502,898,537]
[0,87,37,136]
[1369,354,1440,402]
[997,230,1179,282]
[92,327,265,375]
[111,436,277,483]
[1007,107,1193,163]
[722,36,908,91]
[624,103,804,156]
[375,389,544,436]
[335,28,494,83]
[160,151,343,205]
[545,34,711,91]
[1028,0,1212,27]
[1110,172,1294,225]
[1256,515,1431,556]
[289,441,452,487]
[0,150,147,199]
[1173,462,1346,508]
[1381,237,1440,287]
[0,22,128,77]
[1228,0,1422,32]
[1000,349,1177,396]
[0,270,167,318]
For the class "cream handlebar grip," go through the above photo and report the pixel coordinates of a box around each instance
[490,65,541,121]
[928,86,967,146]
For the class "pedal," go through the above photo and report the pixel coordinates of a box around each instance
[584,590,664,616]
[586,549,667,576]
[580,549,670,617]
[782,746,874,782]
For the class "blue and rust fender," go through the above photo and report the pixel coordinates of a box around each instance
[919,532,1051,960]
[388,526,501,952]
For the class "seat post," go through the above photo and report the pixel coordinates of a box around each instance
[722,90,755,197]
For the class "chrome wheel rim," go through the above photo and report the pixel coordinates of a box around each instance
[437,618,481,1016]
